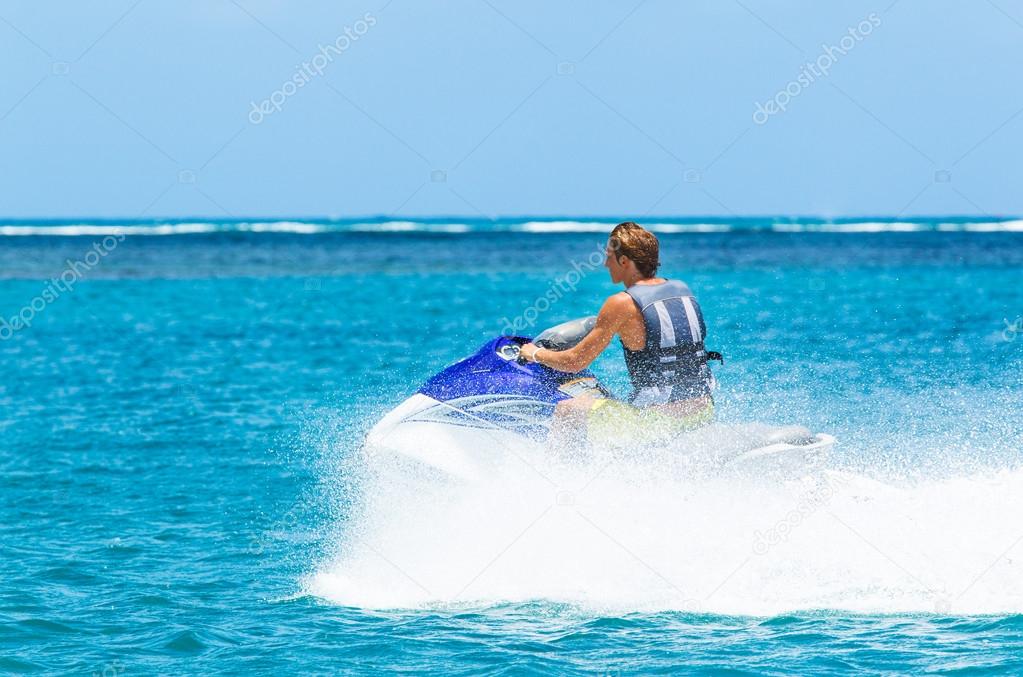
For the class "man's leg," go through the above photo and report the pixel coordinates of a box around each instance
[547,396,597,453]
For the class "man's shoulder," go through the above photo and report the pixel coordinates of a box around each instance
[599,291,638,317]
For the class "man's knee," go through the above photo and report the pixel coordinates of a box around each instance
[555,396,596,421]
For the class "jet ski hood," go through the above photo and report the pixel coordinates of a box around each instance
[420,335,597,405]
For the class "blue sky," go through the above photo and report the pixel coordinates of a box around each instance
[0,0,1021,219]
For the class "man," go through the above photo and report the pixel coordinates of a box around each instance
[518,221,715,445]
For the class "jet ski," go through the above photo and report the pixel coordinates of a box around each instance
[365,318,836,480]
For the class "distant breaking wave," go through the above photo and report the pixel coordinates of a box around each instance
[0,217,1021,236]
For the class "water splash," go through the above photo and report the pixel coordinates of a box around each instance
[307,427,1023,616]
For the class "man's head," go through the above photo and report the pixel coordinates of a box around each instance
[605,221,659,284]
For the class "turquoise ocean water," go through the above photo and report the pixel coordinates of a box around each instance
[3,217,1023,674]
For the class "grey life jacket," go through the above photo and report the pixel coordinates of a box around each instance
[623,279,714,405]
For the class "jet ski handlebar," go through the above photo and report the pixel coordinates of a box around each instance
[508,316,597,366]
[532,316,598,351]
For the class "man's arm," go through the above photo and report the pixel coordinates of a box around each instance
[519,293,634,373]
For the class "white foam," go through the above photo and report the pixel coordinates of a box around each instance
[348,222,471,233]
[307,438,1023,616]
[648,223,733,233]
[962,219,1023,232]
[0,221,326,236]
[771,222,925,233]
[518,221,614,232]
[0,223,215,236]
[237,221,329,233]
[520,222,733,233]
[829,221,924,232]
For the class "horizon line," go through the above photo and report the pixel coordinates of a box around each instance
[0,214,1020,224]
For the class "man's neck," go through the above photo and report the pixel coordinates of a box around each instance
[624,274,660,287]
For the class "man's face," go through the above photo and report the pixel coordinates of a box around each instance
[605,242,626,283]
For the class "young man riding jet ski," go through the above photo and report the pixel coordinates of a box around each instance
[518,221,716,446]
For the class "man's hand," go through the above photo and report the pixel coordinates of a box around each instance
[519,342,541,363]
